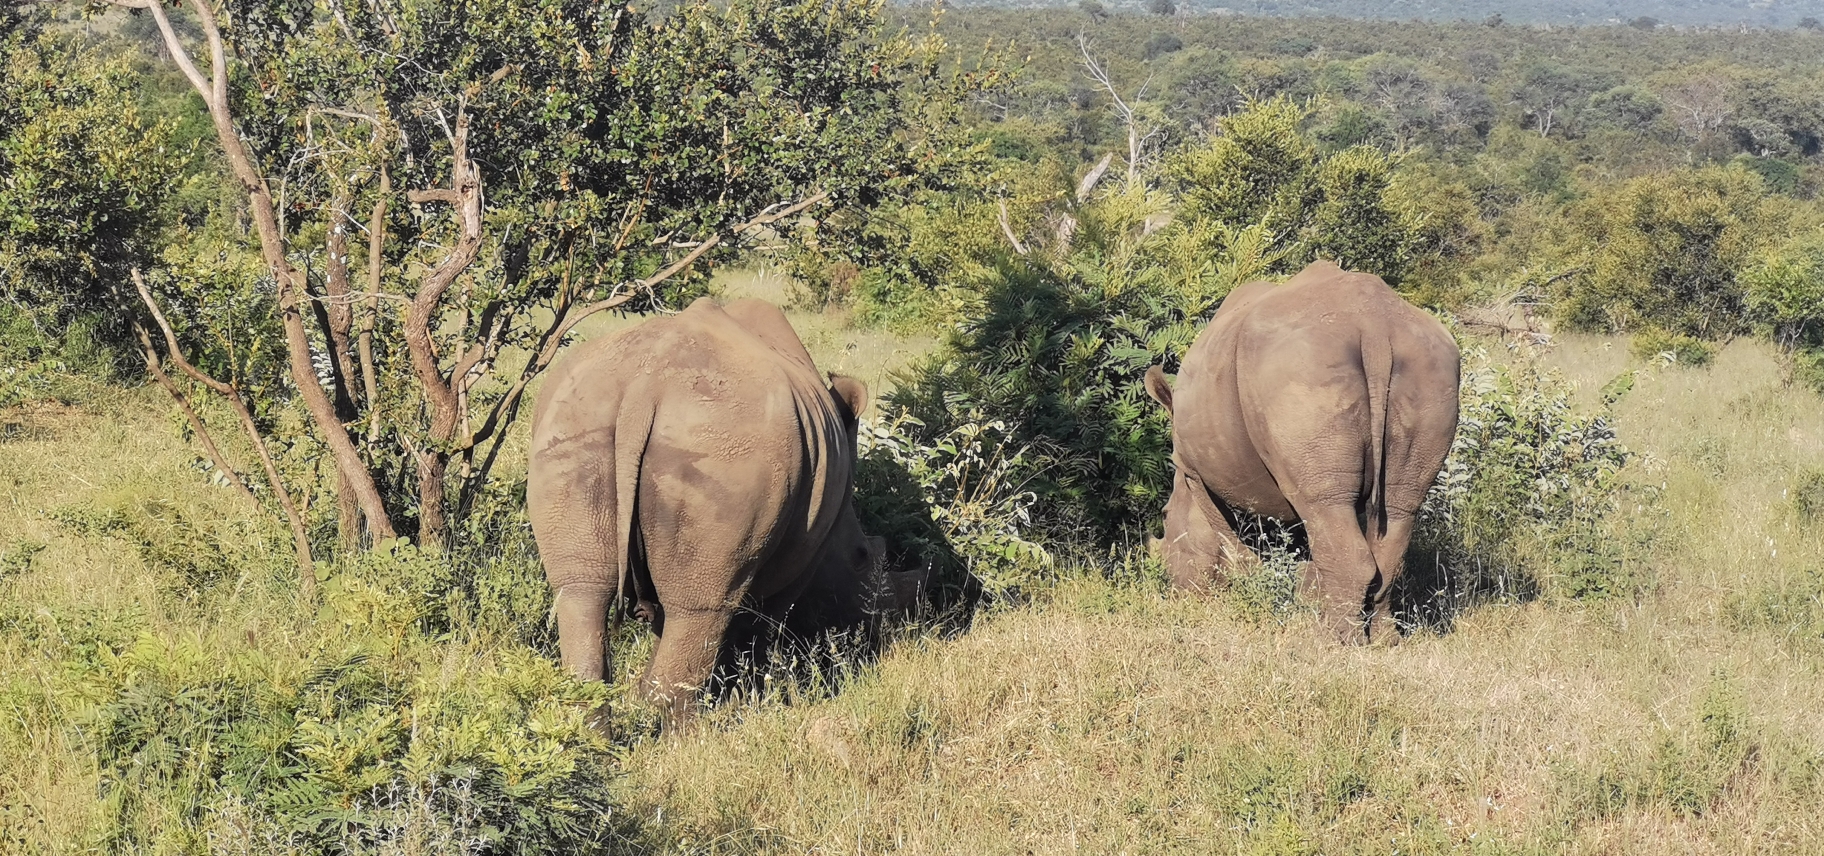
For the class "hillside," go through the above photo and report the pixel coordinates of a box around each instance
[942,0,1824,29]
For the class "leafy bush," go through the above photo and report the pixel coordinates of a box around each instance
[0,353,109,409]
[82,634,628,855]
[1408,349,1651,614]
[1742,230,1824,350]
[1555,164,1796,338]
[1796,347,1824,395]
[1222,518,1308,622]
[879,205,1194,546]
[856,412,1053,602]
[1629,328,1717,367]
[0,25,175,369]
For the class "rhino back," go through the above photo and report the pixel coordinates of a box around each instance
[530,300,855,609]
[1168,262,1455,516]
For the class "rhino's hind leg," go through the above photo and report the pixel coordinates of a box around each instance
[1364,511,1419,646]
[553,584,614,681]
[641,605,736,728]
[1298,504,1379,645]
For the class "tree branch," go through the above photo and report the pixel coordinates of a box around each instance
[132,322,257,505]
[133,270,317,596]
[997,199,1029,255]
[550,189,832,346]
[403,110,484,447]
[124,0,397,539]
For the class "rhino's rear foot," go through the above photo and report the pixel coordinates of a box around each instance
[1365,601,1404,647]
[640,605,735,732]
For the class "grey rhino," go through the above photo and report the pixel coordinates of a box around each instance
[528,297,918,724]
[1144,261,1460,644]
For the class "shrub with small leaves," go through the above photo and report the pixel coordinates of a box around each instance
[856,412,1054,601]
[1411,348,1651,612]
[1792,469,1824,522]
[1630,328,1717,367]
[1794,346,1824,395]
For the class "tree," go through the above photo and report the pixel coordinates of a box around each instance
[1628,17,1658,31]
[1147,0,1176,17]
[1171,97,1421,285]
[0,13,172,366]
[1799,17,1820,31]
[1142,32,1183,61]
[1357,54,1437,148]
[2,14,321,585]
[1557,165,1788,338]
[1078,0,1106,21]
[1586,85,1664,135]
[1506,61,1603,139]
[103,0,991,556]
[1661,72,1736,148]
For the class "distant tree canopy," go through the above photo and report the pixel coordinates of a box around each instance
[944,1,1821,29]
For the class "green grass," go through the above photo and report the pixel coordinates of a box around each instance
[7,312,1824,852]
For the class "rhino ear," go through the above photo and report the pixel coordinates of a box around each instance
[1144,365,1174,416]
[828,373,870,428]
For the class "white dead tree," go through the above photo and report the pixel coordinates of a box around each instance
[1078,33,1165,189]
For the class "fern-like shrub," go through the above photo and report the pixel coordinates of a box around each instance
[82,633,628,855]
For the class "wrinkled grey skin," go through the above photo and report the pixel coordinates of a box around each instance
[1145,261,1460,644]
[528,297,920,725]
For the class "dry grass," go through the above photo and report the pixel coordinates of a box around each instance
[7,311,1824,853]
[623,332,1824,854]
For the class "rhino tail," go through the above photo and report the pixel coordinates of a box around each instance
[610,409,655,636]
[1364,330,1394,537]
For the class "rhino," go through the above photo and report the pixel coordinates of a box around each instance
[528,297,920,724]
[1144,261,1460,644]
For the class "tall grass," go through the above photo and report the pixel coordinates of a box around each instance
[627,334,1824,854]
[8,310,1824,852]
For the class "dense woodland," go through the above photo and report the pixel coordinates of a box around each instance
[954,0,1824,30]
[6,1,1824,851]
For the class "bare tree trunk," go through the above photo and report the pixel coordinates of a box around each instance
[321,200,361,419]
[321,201,365,552]
[359,170,388,445]
[134,0,396,540]
[417,450,449,552]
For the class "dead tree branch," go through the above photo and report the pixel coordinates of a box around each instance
[132,269,317,596]
[118,0,397,539]
[1078,33,1163,188]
